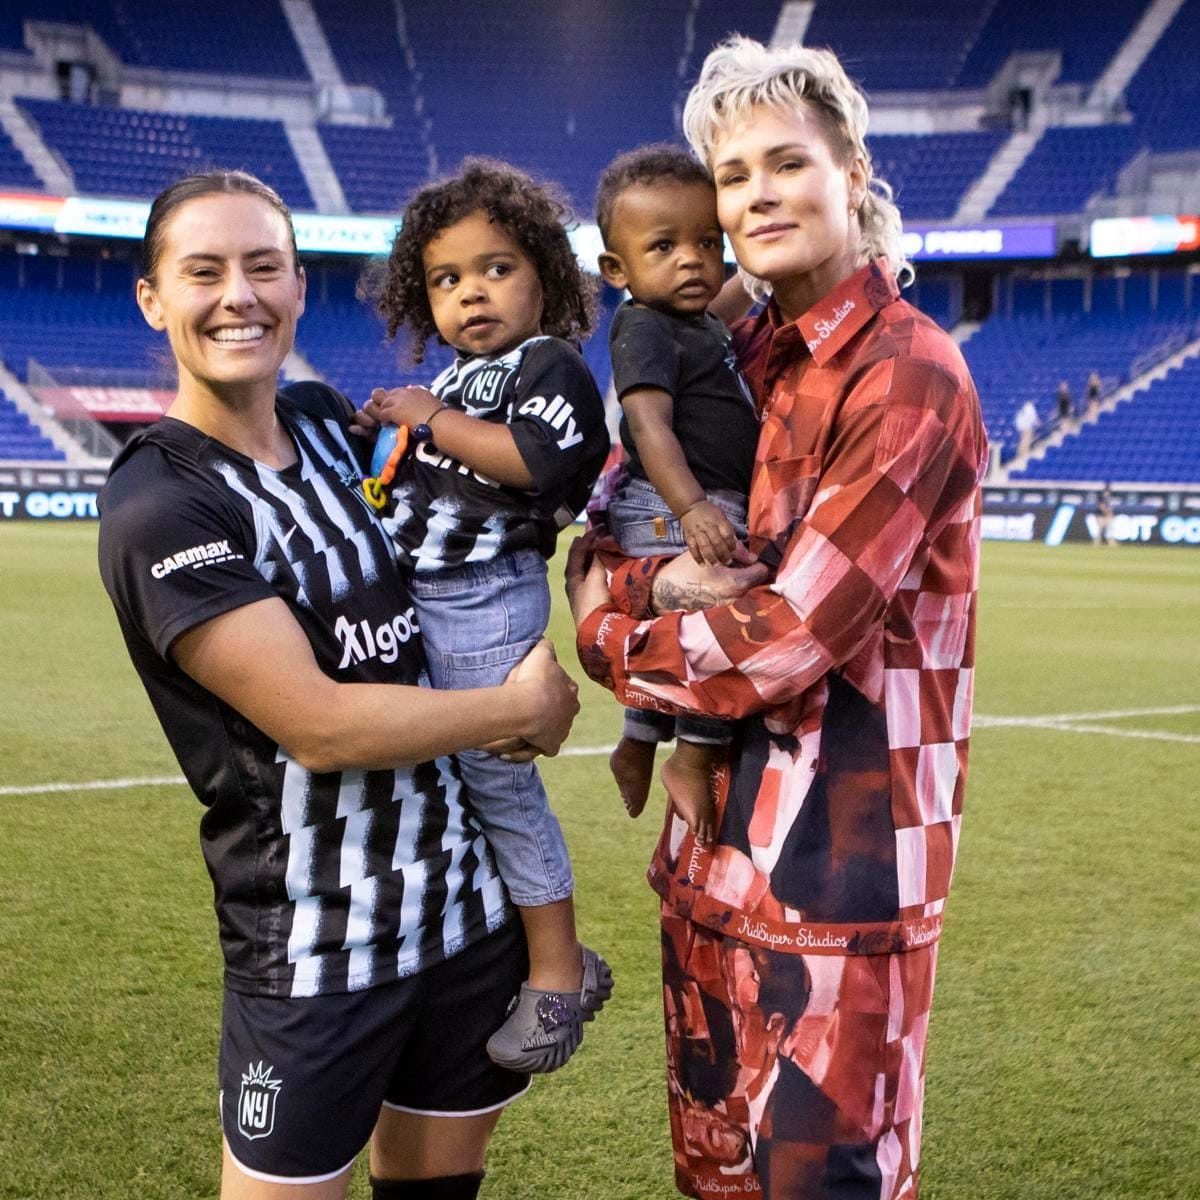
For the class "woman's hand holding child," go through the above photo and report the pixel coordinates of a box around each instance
[501,639,579,757]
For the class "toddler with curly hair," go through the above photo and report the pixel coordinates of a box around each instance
[359,158,613,1075]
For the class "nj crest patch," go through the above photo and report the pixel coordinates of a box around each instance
[237,1060,282,1141]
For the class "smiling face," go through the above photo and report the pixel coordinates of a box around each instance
[711,103,865,321]
[136,192,305,402]
[598,180,726,316]
[422,210,544,357]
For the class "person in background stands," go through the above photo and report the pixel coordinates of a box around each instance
[1085,371,1102,421]
[1015,396,1040,458]
[1095,484,1117,546]
[1056,379,1074,428]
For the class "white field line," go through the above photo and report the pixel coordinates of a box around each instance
[1028,721,1200,746]
[3,707,1198,798]
[0,774,188,797]
[977,705,1200,724]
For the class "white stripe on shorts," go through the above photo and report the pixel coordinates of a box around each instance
[380,1078,532,1119]
[219,1094,358,1186]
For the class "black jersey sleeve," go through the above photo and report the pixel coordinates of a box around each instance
[98,447,275,659]
[609,305,682,400]
[507,338,608,495]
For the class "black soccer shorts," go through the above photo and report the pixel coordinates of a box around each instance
[219,921,530,1183]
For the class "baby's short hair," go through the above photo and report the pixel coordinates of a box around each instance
[595,144,713,246]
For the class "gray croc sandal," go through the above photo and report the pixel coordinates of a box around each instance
[486,945,614,1074]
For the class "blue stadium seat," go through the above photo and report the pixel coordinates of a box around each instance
[962,271,1197,461]
[870,132,1004,219]
[4,0,307,78]
[0,390,64,461]
[17,97,313,209]
[1125,0,1200,153]
[803,0,990,91]
[0,123,39,190]
[954,1,1142,87]
[1014,355,1200,484]
[989,125,1141,217]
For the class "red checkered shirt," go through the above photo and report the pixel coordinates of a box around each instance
[578,260,988,956]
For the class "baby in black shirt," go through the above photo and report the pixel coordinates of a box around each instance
[595,145,759,841]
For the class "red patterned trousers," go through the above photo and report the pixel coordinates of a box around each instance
[661,906,939,1200]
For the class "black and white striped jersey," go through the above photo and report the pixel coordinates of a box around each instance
[384,336,608,572]
[98,383,509,998]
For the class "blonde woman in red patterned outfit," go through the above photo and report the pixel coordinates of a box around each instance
[568,37,988,1200]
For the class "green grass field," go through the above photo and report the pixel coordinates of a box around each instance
[1,525,1197,1199]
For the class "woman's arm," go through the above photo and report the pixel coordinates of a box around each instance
[173,597,577,773]
[707,272,755,326]
[574,359,986,720]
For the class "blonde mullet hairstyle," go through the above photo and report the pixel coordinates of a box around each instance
[682,36,912,295]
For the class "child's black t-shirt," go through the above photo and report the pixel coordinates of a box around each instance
[610,302,759,494]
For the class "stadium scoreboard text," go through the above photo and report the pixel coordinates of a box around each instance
[982,490,1200,547]
[0,466,107,521]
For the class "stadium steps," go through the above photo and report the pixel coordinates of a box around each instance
[283,346,325,385]
[283,123,347,214]
[0,361,100,467]
[954,116,1046,223]
[951,320,981,348]
[1088,0,1188,107]
[770,1,816,46]
[0,97,72,195]
[1003,332,1200,480]
[281,0,347,90]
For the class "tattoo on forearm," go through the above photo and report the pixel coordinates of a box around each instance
[652,579,722,613]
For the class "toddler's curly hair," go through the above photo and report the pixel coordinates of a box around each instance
[370,157,597,363]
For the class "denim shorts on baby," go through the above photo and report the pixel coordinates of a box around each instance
[607,477,748,747]
[409,549,574,907]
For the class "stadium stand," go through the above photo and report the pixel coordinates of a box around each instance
[16,98,314,209]
[870,131,1005,219]
[312,0,430,212]
[0,389,62,460]
[1015,355,1200,484]
[800,0,989,90]
[1124,0,1200,153]
[0,123,41,189]
[953,0,1143,87]
[0,0,307,78]
[962,271,1198,461]
[319,125,428,214]
[988,125,1143,217]
[0,253,158,383]
[907,275,960,331]
[397,0,779,212]
[0,0,1198,490]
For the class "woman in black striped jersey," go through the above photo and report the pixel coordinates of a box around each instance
[98,170,579,1200]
